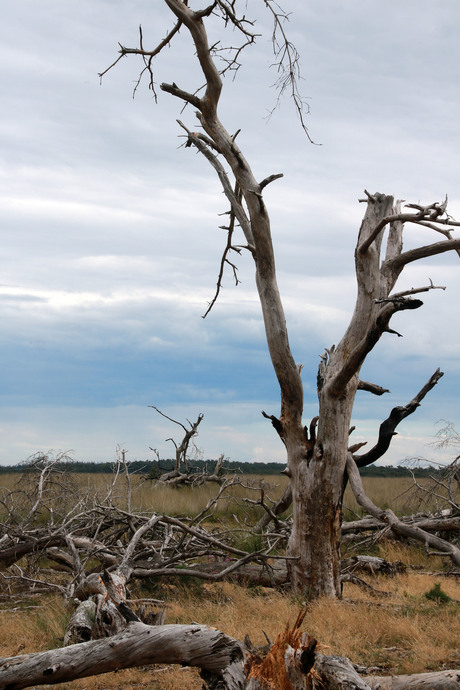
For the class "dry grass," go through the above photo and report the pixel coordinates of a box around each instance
[1,472,450,524]
[0,472,281,523]
[1,570,459,688]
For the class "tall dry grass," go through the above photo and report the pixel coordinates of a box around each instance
[1,471,448,523]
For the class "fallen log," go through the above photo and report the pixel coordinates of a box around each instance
[0,621,245,690]
[342,555,405,576]
[313,653,372,689]
[342,514,460,536]
[365,669,460,689]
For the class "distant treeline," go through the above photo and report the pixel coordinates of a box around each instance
[0,458,447,478]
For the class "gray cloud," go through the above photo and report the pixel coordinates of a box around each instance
[0,0,459,465]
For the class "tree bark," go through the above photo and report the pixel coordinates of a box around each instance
[287,394,356,598]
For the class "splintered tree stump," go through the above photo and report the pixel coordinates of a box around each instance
[244,609,319,689]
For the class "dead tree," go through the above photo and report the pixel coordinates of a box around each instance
[402,421,460,514]
[346,454,460,566]
[0,458,288,591]
[149,406,203,477]
[100,1,460,598]
[148,408,228,485]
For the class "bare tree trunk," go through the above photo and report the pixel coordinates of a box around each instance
[287,395,356,598]
[2,621,460,690]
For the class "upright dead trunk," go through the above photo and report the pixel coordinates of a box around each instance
[287,390,357,598]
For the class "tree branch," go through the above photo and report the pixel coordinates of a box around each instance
[358,195,460,256]
[357,380,389,396]
[386,236,460,271]
[354,369,444,468]
[160,81,202,108]
[328,299,423,398]
[346,453,460,567]
[165,0,222,115]
[177,121,254,249]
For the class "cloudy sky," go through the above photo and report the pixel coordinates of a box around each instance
[0,0,459,467]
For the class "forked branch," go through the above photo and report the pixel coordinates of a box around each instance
[359,195,460,255]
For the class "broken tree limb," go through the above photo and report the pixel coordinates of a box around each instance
[342,513,460,536]
[254,483,292,533]
[346,454,460,567]
[355,369,444,468]
[357,380,390,396]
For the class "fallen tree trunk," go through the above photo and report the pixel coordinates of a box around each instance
[0,621,245,690]
[365,669,460,689]
[342,514,460,536]
[313,653,372,689]
[341,555,405,576]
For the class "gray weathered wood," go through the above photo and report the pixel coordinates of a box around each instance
[0,622,244,689]
[63,600,96,645]
[313,653,372,689]
[347,454,460,567]
[366,669,460,689]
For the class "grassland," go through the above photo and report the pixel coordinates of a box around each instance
[0,471,447,519]
[0,472,459,689]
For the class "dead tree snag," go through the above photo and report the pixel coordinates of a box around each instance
[100,2,460,598]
